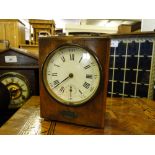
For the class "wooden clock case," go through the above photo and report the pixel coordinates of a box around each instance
[0,47,39,126]
[0,47,39,104]
[39,36,110,128]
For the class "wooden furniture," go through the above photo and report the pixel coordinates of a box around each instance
[0,40,10,51]
[117,21,141,33]
[0,19,25,48]
[29,19,55,44]
[0,96,155,135]
[19,44,38,56]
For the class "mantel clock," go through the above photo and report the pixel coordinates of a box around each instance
[0,47,39,109]
[39,36,110,128]
[0,72,31,108]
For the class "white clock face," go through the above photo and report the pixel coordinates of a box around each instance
[0,72,30,108]
[43,45,101,106]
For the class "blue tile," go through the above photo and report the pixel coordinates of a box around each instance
[116,41,127,55]
[137,84,148,97]
[140,40,153,56]
[109,69,113,80]
[113,82,123,93]
[126,56,138,69]
[139,57,151,70]
[127,41,139,55]
[115,56,125,68]
[107,81,112,92]
[109,57,114,68]
[125,70,137,82]
[124,83,135,96]
[137,71,150,84]
[114,69,124,81]
[110,47,115,55]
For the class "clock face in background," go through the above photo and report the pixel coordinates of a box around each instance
[42,45,101,106]
[0,72,31,108]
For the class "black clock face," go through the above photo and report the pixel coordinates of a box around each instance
[42,45,101,106]
[0,72,31,108]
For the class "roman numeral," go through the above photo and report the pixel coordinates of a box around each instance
[86,74,93,79]
[84,65,91,69]
[83,82,90,89]
[53,80,59,86]
[94,75,99,79]
[60,86,65,93]
[79,57,82,63]
[54,64,60,67]
[61,56,65,62]
[52,73,58,76]
[70,53,74,61]
[69,48,75,52]
[79,89,83,95]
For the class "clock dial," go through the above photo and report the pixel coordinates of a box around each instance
[0,72,31,108]
[42,45,101,106]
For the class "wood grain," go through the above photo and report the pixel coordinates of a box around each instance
[29,19,55,44]
[0,96,155,135]
[0,19,25,48]
[0,96,52,135]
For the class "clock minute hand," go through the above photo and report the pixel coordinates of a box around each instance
[53,76,70,89]
[53,73,73,89]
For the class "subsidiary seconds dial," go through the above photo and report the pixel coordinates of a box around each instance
[42,45,101,106]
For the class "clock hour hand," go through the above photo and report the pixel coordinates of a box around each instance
[53,73,73,89]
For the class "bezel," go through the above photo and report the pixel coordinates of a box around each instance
[0,72,31,108]
[42,43,103,106]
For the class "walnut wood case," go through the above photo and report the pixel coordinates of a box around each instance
[0,47,39,126]
[0,48,39,97]
[39,36,110,128]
